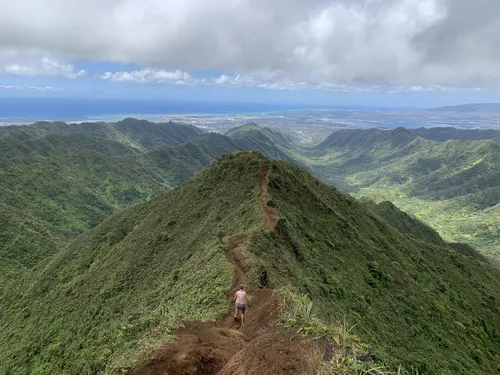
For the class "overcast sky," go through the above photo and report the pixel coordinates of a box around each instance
[1,0,500,107]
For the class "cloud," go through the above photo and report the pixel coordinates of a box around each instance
[98,68,190,83]
[0,84,22,90]
[0,84,64,92]
[96,70,470,93]
[1,0,500,88]
[2,56,86,78]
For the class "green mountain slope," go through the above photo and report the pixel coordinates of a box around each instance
[0,121,303,286]
[0,152,264,374]
[147,133,246,183]
[111,118,206,149]
[225,123,297,160]
[0,118,205,149]
[1,153,499,375]
[409,127,500,143]
[247,158,500,373]
[5,121,495,273]
[363,200,488,262]
[0,120,205,285]
[317,127,416,150]
[0,132,173,279]
[308,128,500,262]
[362,200,448,247]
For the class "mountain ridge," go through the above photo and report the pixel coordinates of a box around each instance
[1,152,499,374]
[3,120,500,283]
[0,121,298,286]
[309,127,500,262]
[429,103,500,113]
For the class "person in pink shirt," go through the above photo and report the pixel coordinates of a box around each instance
[233,284,246,323]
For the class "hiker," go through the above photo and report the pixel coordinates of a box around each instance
[233,284,246,324]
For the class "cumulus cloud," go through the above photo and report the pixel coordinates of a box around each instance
[1,55,86,78]
[98,68,190,83]
[1,0,500,88]
[95,70,480,93]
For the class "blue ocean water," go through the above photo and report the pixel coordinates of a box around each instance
[0,97,332,122]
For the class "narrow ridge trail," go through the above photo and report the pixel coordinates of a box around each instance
[132,163,311,375]
[258,163,279,231]
[216,162,279,331]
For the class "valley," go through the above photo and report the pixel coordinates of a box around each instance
[4,1,500,374]
[294,127,500,265]
[1,152,499,374]
[1,119,500,374]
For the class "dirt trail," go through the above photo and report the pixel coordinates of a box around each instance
[132,163,313,375]
[258,163,279,231]
[217,234,249,331]
[218,163,279,331]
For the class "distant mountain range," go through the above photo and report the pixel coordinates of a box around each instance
[2,120,500,288]
[0,119,300,286]
[429,103,500,113]
[313,126,500,263]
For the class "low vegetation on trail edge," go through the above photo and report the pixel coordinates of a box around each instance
[0,152,499,375]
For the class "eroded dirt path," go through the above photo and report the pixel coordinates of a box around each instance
[258,163,279,231]
[132,163,311,375]
[218,162,279,332]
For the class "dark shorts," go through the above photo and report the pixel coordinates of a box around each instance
[236,303,246,313]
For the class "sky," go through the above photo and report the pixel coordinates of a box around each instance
[1,0,500,108]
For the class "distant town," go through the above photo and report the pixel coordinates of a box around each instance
[3,106,500,145]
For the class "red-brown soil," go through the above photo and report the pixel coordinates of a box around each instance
[132,163,313,375]
[218,328,316,375]
[258,163,279,230]
[133,322,246,375]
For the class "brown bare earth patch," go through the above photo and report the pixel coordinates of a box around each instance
[132,162,312,375]
[218,328,315,375]
[132,322,246,375]
[258,163,279,230]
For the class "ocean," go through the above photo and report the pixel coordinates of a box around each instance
[0,97,332,123]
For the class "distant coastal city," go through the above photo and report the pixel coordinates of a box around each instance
[3,104,500,145]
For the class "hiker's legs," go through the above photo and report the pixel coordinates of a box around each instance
[241,311,245,324]
[234,306,238,318]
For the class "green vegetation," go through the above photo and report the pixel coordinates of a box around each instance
[363,200,488,263]
[0,153,265,373]
[297,127,500,263]
[409,127,500,143]
[230,125,499,264]
[0,121,290,285]
[225,122,298,160]
[1,152,499,374]
[245,159,500,374]
[2,152,499,374]
[3,120,498,271]
[0,119,205,284]
[282,289,386,375]
[1,120,317,280]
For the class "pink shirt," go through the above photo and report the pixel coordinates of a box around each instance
[235,290,246,304]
